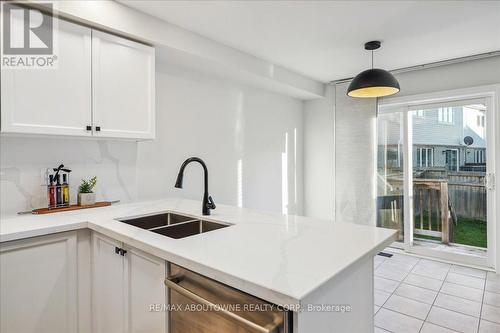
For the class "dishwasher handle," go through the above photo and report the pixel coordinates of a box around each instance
[165,276,281,333]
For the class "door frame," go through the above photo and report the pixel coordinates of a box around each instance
[378,84,499,270]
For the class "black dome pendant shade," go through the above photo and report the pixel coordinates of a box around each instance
[347,41,400,98]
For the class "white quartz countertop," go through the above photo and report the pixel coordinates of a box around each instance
[0,198,396,306]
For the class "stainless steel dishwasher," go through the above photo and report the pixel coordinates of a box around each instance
[165,263,292,333]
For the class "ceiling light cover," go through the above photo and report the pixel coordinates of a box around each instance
[347,68,400,98]
[347,41,400,98]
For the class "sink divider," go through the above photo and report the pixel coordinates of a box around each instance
[147,219,200,231]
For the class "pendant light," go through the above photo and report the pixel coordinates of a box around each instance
[347,41,400,98]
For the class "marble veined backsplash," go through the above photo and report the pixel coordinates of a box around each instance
[0,136,139,216]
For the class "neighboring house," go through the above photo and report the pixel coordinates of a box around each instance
[378,104,486,172]
[413,104,486,171]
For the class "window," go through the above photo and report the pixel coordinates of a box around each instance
[477,114,485,127]
[438,107,454,123]
[414,110,425,118]
[475,150,485,163]
[416,147,433,168]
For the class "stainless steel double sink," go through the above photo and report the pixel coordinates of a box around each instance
[116,212,231,239]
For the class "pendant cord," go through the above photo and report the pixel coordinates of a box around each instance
[371,50,374,68]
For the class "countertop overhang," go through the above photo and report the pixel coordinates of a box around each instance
[0,198,397,306]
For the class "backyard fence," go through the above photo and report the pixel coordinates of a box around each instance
[421,170,486,221]
[377,169,486,245]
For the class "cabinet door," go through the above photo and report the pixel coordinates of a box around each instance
[92,30,155,140]
[1,16,92,136]
[124,245,166,333]
[0,232,78,333]
[91,232,125,333]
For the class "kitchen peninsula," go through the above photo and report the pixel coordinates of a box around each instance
[0,198,396,332]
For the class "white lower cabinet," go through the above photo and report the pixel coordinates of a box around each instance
[91,232,167,333]
[0,230,166,333]
[0,232,78,333]
[92,232,126,333]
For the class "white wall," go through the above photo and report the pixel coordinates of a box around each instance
[303,86,335,220]
[137,68,304,214]
[0,69,303,217]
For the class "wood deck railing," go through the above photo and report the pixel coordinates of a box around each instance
[413,179,451,244]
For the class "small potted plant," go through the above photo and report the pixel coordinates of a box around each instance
[78,176,97,206]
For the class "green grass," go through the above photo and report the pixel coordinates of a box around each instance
[414,213,487,248]
[453,217,487,248]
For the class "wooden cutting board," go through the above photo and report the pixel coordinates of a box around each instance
[31,201,112,214]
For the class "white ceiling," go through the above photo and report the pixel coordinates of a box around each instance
[121,0,500,82]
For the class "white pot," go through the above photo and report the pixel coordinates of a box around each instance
[78,192,96,206]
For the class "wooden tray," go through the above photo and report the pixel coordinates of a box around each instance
[32,201,112,214]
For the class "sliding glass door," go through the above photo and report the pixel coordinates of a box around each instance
[377,92,496,268]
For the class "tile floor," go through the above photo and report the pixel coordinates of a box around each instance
[373,251,500,333]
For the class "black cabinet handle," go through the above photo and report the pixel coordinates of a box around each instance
[114,247,127,256]
[86,125,92,131]
[95,126,101,132]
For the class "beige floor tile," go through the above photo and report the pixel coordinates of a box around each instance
[375,289,391,306]
[376,266,409,281]
[479,319,500,333]
[440,282,484,302]
[371,255,498,333]
[427,306,479,333]
[412,264,449,280]
[484,291,500,308]
[404,273,444,291]
[379,259,415,273]
[375,276,400,293]
[434,293,481,317]
[383,294,431,320]
[485,280,500,294]
[420,322,461,333]
[446,272,485,290]
[395,283,438,304]
[418,259,452,271]
[486,272,500,282]
[374,308,423,333]
[481,304,500,324]
[450,265,487,279]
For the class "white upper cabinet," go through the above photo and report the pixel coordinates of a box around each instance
[92,31,155,140]
[1,17,92,136]
[1,14,155,140]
